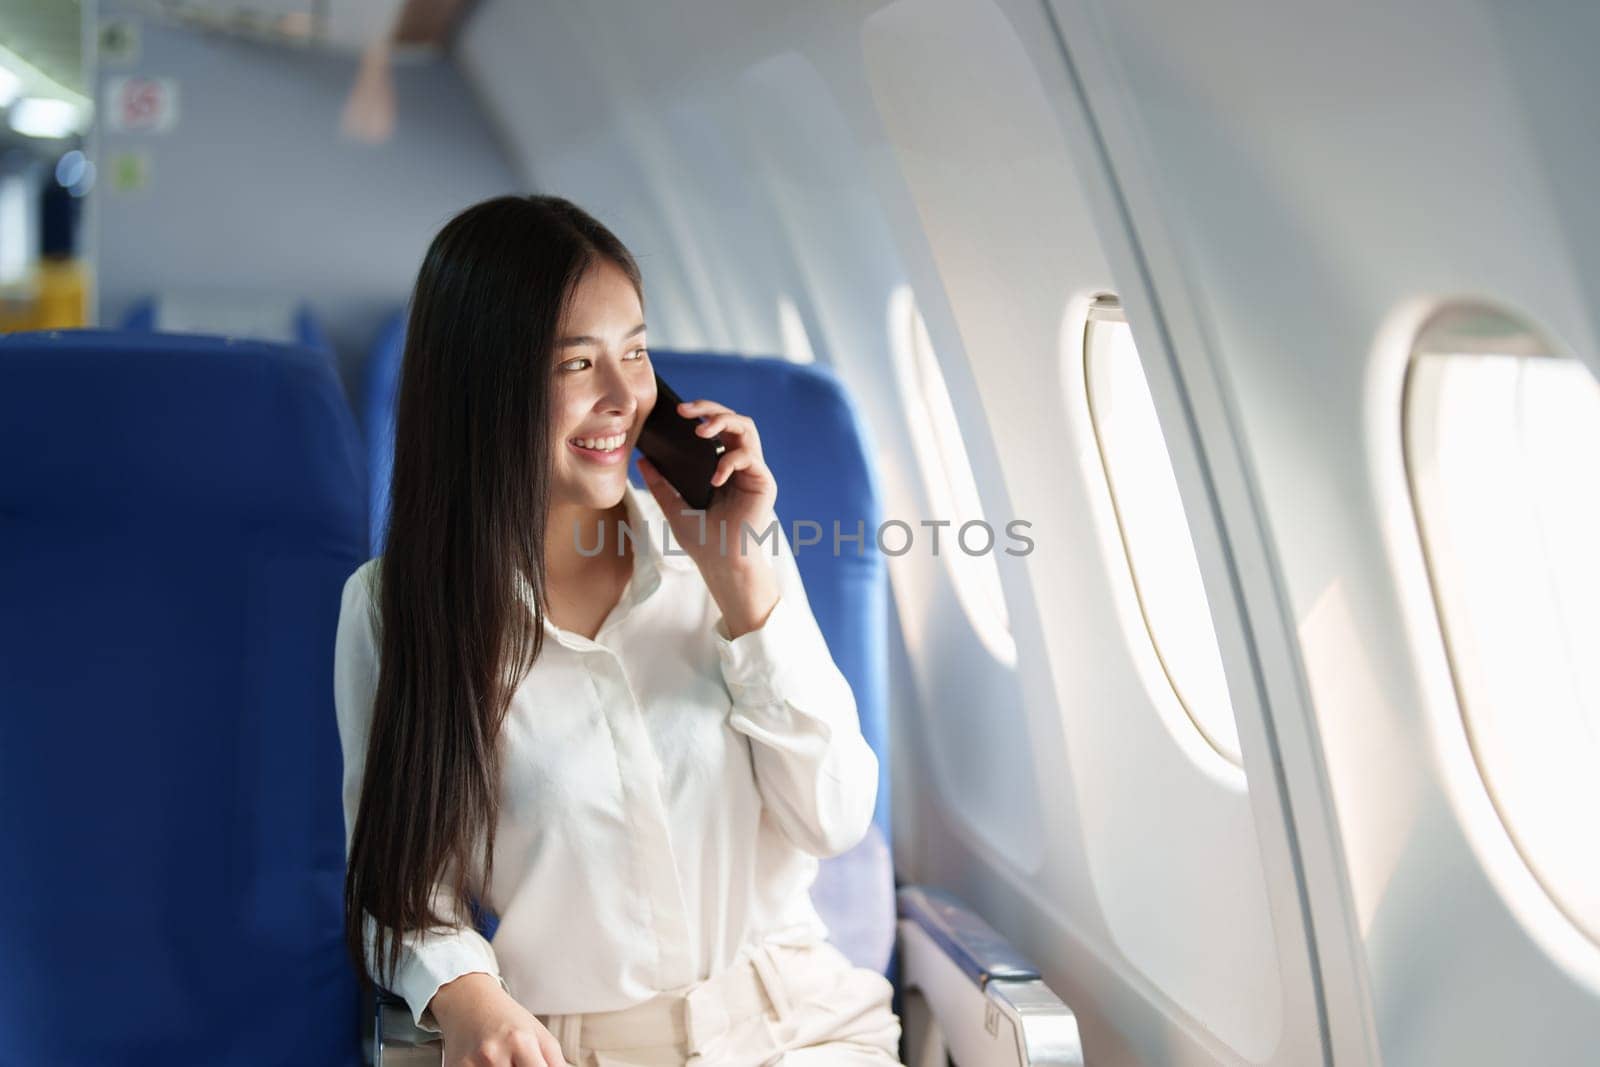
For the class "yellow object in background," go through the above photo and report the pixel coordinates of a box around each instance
[0,288,36,333]
[33,257,89,329]
[0,257,90,332]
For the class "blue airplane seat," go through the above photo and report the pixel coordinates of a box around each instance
[360,326,895,973]
[0,330,368,1065]
[121,293,335,359]
[630,351,895,972]
[629,352,891,839]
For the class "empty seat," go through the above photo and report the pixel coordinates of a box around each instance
[0,329,368,1064]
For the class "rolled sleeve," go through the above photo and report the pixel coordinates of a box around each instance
[363,908,508,1033]
[714,529,878,858]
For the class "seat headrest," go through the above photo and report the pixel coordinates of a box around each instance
[0,329,363,535]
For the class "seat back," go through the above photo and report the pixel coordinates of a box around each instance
[0,330,367,1064]
[640,353,896,973]
[359,310,406,555]
[635,351,891,838]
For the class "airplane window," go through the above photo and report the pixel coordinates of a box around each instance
[777,296,817,364]
[1084,298,1242,765]
[889,286,1016,666]
[1405,304,1600,943]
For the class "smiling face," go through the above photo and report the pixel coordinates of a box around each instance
[548,257,657,517]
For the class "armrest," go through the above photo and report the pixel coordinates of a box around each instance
[369,986,443,1067]
[897,886,1084,1066]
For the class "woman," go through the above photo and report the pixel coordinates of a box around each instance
[334,195,900,1067]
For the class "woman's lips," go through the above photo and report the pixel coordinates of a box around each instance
[568,439,630,465]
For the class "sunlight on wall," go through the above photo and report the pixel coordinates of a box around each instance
[777,295,817,364]
[888,285,1015,666]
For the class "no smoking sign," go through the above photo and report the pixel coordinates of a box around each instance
[104,77,180,133]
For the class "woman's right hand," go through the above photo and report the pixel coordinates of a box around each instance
[429,972,568,1067]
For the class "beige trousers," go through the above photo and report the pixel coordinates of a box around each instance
[538,940,901,1066]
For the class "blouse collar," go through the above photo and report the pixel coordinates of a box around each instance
[521,479,697,650]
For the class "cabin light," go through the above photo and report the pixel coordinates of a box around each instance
[0,65,20,109]
[55,149,96,196]
[55,149,87,188]
[9,97,83,139]
[68,160,96,198]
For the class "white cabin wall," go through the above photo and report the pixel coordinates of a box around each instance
[459,1,787,355]
[1048,0,1600,1063]
[91,2,518,380]
[853,3,1327,1064]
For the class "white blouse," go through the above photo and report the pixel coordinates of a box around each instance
[333,480,879,1030]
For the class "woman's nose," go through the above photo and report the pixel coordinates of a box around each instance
[595,362,636,416]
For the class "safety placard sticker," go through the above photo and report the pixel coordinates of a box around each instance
[109,152,150,194]
[104,76,179,133]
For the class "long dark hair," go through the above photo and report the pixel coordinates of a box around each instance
[343,195,644,991]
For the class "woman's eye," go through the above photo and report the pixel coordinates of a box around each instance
[560,349,644,372]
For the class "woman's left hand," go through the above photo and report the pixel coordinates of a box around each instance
[637,398,781,638]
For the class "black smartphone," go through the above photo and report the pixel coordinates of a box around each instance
[636,372,726,510]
